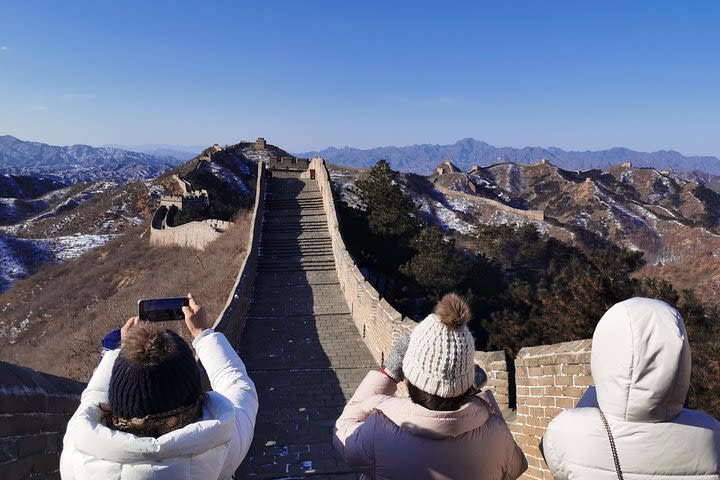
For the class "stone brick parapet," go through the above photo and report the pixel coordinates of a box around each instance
[212,161,267,346]
[0,361,85,479]
[149,218,231,250]
[510,339,593,479]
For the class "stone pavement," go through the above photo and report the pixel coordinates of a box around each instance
[236,176,377,479]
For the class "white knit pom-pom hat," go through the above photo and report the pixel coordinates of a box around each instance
[402,293,475,398]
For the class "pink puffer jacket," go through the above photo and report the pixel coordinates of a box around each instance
[334,371,527,480]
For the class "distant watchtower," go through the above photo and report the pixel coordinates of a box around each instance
[255,137,267,150]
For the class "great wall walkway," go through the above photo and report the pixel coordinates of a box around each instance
[236,176,376,479]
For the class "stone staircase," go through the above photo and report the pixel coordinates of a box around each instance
[236,176,376,479]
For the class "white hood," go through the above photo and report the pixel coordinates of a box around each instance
[591,297,691,423]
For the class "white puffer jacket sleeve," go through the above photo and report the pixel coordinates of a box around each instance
[193,329,259,475]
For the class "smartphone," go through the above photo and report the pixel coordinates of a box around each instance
[138,297,189,322]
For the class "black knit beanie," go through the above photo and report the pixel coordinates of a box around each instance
[109,328,201,419]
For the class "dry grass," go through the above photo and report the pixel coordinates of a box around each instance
[0,212,252,381]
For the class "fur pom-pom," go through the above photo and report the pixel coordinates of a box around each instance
[434,293,471,330]
[121,323,174,366]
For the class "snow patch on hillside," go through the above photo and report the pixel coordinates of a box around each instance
[0,318,29,344]
[0,232,116,292]
[241,147,274,166]
[206,163,250,195]
[416,196,475,235]
[49,233,117,260]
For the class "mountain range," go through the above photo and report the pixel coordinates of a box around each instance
[298,138,720,175]
[0,135,185,183]
[104,143,205,162]
[331,159,720,304]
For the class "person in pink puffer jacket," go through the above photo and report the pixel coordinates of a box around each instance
[334,293,528,480]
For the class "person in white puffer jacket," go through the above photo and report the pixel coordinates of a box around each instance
[60,294,258,480]
[542,297,720,479]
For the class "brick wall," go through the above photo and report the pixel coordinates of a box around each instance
[510,340,593,479]
[0,361,85,480]
[149,217,230,250]
[435,184,545,222]
[212,161,267,347]
[310,157,595,479]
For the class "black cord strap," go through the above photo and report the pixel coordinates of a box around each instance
[598,409,624,480]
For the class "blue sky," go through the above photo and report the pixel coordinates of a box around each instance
[1,1,718,155]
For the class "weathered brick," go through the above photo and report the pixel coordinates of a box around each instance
[0,437,18,463]
[17,434,48,457]
[562,364,586,375]
[1,457,33,480]
[528,406,545,417]
[555,397,576,408]
[42,414,72,433]
[527,367,543,377]
[574,375,594,386]
[545,407,562,419]
[28,451,60,474]
[0,413,44,437]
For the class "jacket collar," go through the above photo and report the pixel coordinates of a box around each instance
[367,394,491,439]
[68,391,234,463]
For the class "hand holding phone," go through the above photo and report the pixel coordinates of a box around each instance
[182,293,208,338]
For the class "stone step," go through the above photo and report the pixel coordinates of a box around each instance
[260,253,334,259]
[258,259,336,267]
[260,244,333,250]
[265,208,324,214]
[262,227,329,232]
[263,230,328,236]
[260,252,334,258]
[260,246,333,253]
[258,264,337,269]
[261,235,332,242]
[262,237,332,244]
[266,193,322,199]
[265,203,324,209]
[265,211,325,218]
[262,222,328,228]
[259,259,335,267]
[257,267,337,273]
[261,244,333,250]
[266,197,324,203]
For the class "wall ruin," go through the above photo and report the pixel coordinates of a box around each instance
[435,184,545,222]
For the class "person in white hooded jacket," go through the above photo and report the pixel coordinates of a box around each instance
[542,297,720,479]
[59,294,258,480]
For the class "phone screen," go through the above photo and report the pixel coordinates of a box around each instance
[138,297,190,322]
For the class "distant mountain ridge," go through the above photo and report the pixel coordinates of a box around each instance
[298,138,720,175]
[0,135,184,183]
[105,143,205,162]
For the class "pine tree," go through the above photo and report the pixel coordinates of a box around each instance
[401,226,469,297]
[355,160,420,239]
[354,160,421,274]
